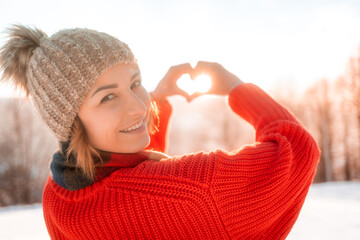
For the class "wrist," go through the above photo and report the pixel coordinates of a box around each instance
[228,79,243,94]
[150,90,166,102]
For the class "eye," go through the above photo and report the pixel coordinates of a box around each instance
[100,94,115,104]
[131,80,142,89]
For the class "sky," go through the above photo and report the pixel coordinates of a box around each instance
[1,0,360,97]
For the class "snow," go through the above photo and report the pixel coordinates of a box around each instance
[0,204,48,240]
[288,181,360,240]
[0,182,359,240]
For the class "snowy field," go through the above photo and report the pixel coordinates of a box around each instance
[0,182,359,240]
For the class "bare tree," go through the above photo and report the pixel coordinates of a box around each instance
[334,76,356,181]
[346,54,360,179]
[0,99,57,207]
[303,80,334,182]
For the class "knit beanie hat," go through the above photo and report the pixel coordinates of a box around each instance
[0,24,137,141]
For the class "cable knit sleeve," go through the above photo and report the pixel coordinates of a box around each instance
[209,83,320,239]
[145,93,173,153]
[134,83,320,239]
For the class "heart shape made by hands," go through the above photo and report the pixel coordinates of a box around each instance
[176,74,212,95]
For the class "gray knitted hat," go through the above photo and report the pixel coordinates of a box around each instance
[0,24,137,141]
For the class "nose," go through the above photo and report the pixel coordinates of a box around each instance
[124,92,147,117]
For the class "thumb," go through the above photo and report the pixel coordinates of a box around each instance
[175,87,192,102]
[188,92,204,102]
[142,150,170,161]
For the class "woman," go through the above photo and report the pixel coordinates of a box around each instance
[0,24,319,239]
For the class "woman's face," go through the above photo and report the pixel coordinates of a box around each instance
[78,63,151,153]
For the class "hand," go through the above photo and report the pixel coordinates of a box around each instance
[151,63,193,102]
[141,150,170,161]
[188,61,243,101]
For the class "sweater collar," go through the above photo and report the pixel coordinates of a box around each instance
[50,141,162,191]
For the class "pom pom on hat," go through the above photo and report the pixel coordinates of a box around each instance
[0,24,47,96]
[0,24,137,141]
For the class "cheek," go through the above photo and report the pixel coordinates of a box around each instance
[80,109,117,142]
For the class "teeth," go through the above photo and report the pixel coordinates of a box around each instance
[121,121,143,132]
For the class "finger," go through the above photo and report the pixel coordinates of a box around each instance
[188,92,205,102]
[173,62,193,71]
[168,63,193,78]
[190,61,215,80]
[174,87,191,101]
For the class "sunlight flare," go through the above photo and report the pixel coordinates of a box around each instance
[177,74,212,95]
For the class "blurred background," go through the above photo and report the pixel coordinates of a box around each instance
[0,0,360,239]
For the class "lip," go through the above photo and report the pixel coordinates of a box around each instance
[119,120,146,135]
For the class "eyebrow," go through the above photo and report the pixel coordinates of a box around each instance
[91,72,140,98]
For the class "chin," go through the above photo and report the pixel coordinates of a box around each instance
[138,134,151,151]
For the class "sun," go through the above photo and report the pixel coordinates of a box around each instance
[177,74,212,95]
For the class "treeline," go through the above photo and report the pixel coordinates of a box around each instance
[269,50,360,182]
[0,99,57,207]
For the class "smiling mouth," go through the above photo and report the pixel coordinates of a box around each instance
[120,120,144,133]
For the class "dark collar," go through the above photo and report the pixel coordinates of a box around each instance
[50,141,151,191]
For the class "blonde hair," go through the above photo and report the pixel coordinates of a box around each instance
[66,100,159,180]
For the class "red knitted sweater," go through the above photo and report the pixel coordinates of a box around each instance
[42,83,320,239]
